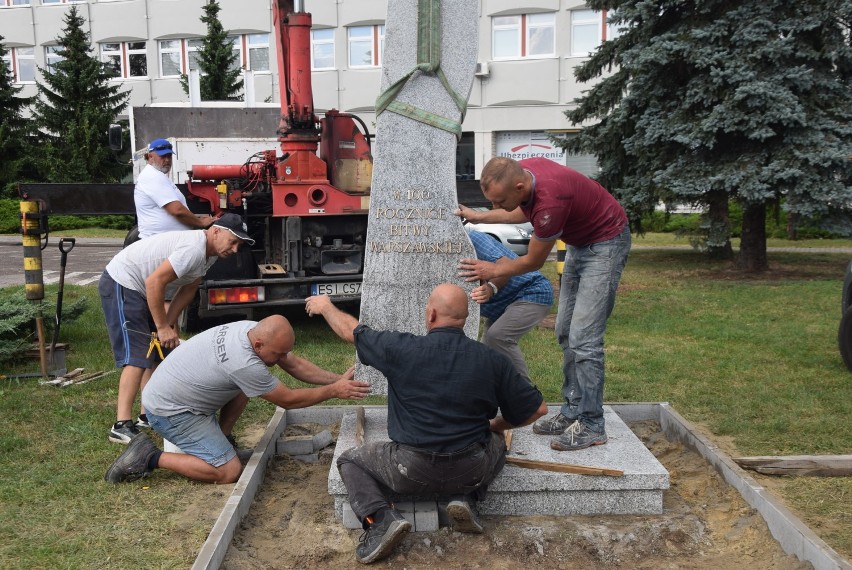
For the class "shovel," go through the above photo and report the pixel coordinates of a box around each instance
[48,238,75,375]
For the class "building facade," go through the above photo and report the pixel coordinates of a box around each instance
[1,0,614,176]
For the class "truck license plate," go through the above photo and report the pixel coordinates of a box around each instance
[311,281,362,296]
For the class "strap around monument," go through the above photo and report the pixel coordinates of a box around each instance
[375,0,468,139]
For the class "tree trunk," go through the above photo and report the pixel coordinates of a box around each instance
[706,191,734,259]
[738,202,768,272]
[787,212,799,241]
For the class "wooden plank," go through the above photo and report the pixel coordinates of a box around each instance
[354,406,365,447]
[733,455,852,477]
[506,456,624,477]
[504,429,513,452]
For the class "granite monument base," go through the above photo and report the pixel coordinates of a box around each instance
[328,405,670,531]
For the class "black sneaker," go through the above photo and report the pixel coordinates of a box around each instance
[447,497,484,533]
[226,434,253,464]
[355,509,411,564]
[104,433,159,483]
[135,414,151,429]
[109,420,140,444]
[550,421,607,451]
[532,412,574,435]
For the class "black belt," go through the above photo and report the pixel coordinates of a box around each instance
[399,441,485,459]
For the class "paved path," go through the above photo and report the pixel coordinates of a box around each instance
[0,236,123,289]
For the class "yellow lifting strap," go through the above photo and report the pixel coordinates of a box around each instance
[374,0,468,139]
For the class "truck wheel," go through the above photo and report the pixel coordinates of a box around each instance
[180,297,204,333]
[840,305,852,371]
[123,226,140,248]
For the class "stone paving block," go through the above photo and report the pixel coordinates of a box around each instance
[413,501,439,532]
[277,435,313,456]
[341,501,361,529]
[312,429,333,451]
[291,452,320,464]
[394,501,416,529]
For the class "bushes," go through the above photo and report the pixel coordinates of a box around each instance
[639,203,848,240]
[0,199,133,234]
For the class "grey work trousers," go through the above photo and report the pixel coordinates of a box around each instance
[482,301,552,382]
[337,433,506,524]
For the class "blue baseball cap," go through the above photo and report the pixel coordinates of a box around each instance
[147,138,175,157]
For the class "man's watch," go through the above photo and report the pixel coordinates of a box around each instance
[486,281,498,296]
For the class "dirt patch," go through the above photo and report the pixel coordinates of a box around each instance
[221,421,811,569]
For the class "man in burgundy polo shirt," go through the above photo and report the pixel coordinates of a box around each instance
[456,157,630,451]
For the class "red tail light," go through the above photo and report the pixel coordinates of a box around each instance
[208,287,266,305]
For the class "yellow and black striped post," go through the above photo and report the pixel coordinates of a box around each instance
[20,200,45,301]
[20,200,48,377]
[556,240,566,276]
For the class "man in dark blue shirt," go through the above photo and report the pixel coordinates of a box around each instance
[306,284,546,564]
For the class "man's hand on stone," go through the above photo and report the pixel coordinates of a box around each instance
[453,204,478,223]
[458,258,497,282]
[471,283,493,304]
[332,366,370,400]
[305,294,333,317]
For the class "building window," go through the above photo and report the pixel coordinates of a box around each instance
[127,41,148,77]
[348,25,383,68]
[100,41,148,79]
[527,13,555,57]
[100,42,122,77]
[14,46,34,82]
[186,38,203,72]
[492,13,555,60]
[4,1,32,7]
[44,45,63,74]
[605,10,624,41]
[41,0,84,4]
[571,9,602,57]
[187,36,240,74]
[159,39,182,77]
[1,50,11,80]
[246,33,269,71]
[311,28,334,70]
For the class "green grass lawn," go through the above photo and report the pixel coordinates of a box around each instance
[1,248,850,567]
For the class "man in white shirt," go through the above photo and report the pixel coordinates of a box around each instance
[99,214,254,445]
[134,138,216,238]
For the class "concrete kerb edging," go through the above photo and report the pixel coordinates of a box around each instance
[192,403,851,570]
[191,406,290,570]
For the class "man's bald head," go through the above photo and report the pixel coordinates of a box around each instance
[425,284,469,330]
[249,314,295,366]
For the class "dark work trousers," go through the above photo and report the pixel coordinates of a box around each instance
[337,432,507,524]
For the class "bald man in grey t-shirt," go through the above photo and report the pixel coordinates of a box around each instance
[105,315,370,485]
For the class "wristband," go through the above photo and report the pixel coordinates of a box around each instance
[487,281,498,296]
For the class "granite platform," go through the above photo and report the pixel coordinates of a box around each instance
[327,405,670,530]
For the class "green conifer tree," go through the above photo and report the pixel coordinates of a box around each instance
[180,0,244,101]
[0,37,34,197]
[31,6,129,183]
[560,0,852,271]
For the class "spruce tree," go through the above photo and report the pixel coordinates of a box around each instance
[561,0,852,271]
[180,0,244,101]
[0,37,34,197]
[31,6,129,183]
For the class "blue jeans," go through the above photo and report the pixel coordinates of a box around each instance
[147,411,236,467]
[556,225,630,433]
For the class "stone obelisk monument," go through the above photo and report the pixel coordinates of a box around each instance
[357,0,480,394]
